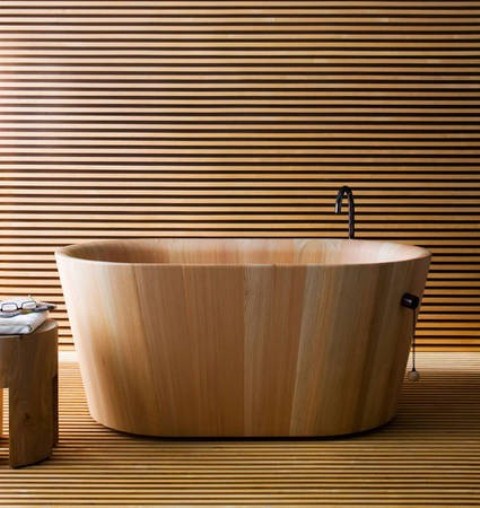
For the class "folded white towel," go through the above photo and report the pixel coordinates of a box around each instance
[0,311,48,335]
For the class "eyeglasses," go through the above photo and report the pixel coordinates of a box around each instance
[0,297,56,318]
[1,298,37,313]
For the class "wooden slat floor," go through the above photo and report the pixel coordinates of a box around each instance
[1,352,480,506]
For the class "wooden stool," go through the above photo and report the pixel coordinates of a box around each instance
[0,319,58,468]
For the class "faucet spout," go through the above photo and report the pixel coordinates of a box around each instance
[334,186,356,239]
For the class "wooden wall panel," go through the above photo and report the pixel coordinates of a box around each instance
[0,1,478,349]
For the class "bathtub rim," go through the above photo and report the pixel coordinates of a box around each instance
[55,238,431,269]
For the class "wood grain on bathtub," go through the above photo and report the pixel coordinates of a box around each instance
[56,238,430,437]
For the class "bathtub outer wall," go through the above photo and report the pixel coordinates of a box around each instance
[56,250,430,437]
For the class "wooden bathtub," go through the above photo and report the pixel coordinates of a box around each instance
[56,238,430,437]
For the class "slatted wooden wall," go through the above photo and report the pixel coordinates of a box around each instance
[0,1,479,349]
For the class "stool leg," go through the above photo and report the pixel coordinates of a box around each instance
[8,336,57,469]
[9,375,56,468]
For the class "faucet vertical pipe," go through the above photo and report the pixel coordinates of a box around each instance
[334,186,356,239]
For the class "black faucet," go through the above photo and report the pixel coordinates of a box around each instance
[334,186,356,239]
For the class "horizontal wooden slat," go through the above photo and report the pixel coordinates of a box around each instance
[2,1,480,6]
